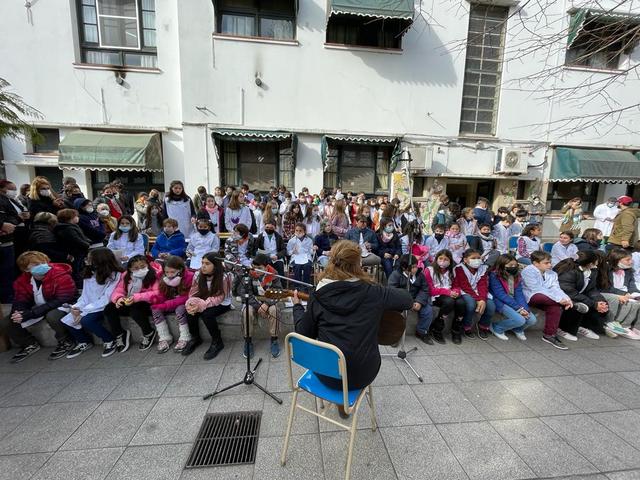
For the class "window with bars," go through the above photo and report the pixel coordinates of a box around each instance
[323,144,390,195]
[326,14,405,49]
[459,4,508,136]
[77,0,158,68]
[215,0,296,41]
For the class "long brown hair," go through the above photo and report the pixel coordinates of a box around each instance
[196,253,225,299]
[159,255,189,298]
[114,215,140,242]
[29,176,56,201]
[599,248,632,290]
[320,240,373,284]
[83,247,124,284]
[228,190,244,210]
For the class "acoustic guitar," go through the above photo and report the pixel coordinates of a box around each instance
[263,289,310,302]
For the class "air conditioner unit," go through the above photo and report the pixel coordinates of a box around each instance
[408,146,433,171]
[495,148,529,174]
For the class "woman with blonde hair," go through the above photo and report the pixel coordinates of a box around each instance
[329,199,350,239]
[28,176,63,217]
[292,240,412,400]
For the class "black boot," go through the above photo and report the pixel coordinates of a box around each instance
[416,330,433,345]
[451,317,463,345]
[203,339,224,361]
[431,330,446,345]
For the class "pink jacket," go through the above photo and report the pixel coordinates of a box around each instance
[186,271,233,313]
[151,269,195,312]
[110,262,163,304]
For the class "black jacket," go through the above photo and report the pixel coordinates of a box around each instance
[602,269,639,295]
[28,223,68,263]
[555,263,605,308]
[387,269,431,306]
[252,232,286,259]
[293,280,412,389]
[377,232,401,258]
[78,211,106,244]
[0,195,22,244]
[28,197,58,217]
[53,223,91,257]
[574,238,599,252]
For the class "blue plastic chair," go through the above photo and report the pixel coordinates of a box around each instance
[543,242,553,253]
[508,236,519,252]
[281,333,377,480]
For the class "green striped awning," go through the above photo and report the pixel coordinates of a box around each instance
[328,0,414,20]
[321,134,401,171]
[211,129,294,142]
[567,8,640,47]
[550,147,640,184]
[58,130,163,172]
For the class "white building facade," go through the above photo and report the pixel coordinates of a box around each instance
[1,0,640,221]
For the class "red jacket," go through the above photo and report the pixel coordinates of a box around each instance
[452,264,489,302]
[424,267,461,298]
[13,263,77,320]
[150,269,195,311]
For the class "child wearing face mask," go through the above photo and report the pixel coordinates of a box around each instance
[425,250,465,344]
[457,208,478,236]
[225,224,254,268]
[107,215,145,262]
[377,220,401,278]
[488,254,537,341]
[476,223,500,267]
[445,223,468,264]
[150,256,195,353]
[74,198,106,247]
[262,200,282,234]
[598,249,640,339]
[303,204,321,239]
[144,203,164,236]
[201,195,222,234]
[287,223,314,290]
[151,218,186,260]
[187,218,220,269]
[53,208,91,287]
[423,224,449,263]
[254,220,287,276]
[104,255,161,352]
[516,224,542,265]
[493,215,513,254]
[314,221,339,268]
[453,249,496,339]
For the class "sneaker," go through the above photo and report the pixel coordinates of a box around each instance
[451,332,462,345]
[431,331,446,345]
[49,340,73,360]
[115,330,131,353]
[203,340,225,361]
[621,329,640,340]
[243,341,255,359]
[577,327,600,340]
[556,329,578,341]
[574,302,589,314]
[605,322,626,335]
[66,342,93,359]
[102,341,117,358]
[604,327,618,338]
[181,338,202,356]
[477,326,489,340]
[542,335,568,350]
[632,328,640,337]
[271,339,281,358]
[174,339,188,353]
[157,340,171,354]
[514,331,527,341]
[10,343,41,364]
[139,330,156,351]
[464,329,476,339]
[416,331,433,345]
[489,324,508,341]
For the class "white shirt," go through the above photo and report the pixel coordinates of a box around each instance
[107,232,145,259]
[521,265,569,303]
[593,203,620,236]
[551,241,578,267]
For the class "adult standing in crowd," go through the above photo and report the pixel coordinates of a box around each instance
[112,180,135,216]
[0,181,22,302]
[93,184,124,220]
[593,197,620,243]
[0,180,30,257]
[608,196,640,251]
[28,176,63,217]
[164,180,196,238]
[559,197,584,234]
[61,183,85,209]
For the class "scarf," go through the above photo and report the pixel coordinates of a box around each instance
[460,263,487,295]
[381,231,394,243]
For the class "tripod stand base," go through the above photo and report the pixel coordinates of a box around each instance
[203,357,283,404]
[381,347,423,382]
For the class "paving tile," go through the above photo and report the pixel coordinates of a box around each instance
[412,383,483,424]
[139,350,186,367]
[0,453,51,480]
[540,349,609,375]
[265,359,303,394]
[255,434,324,480]
[380,424,468,480]
[456,339,499,354]
[181,341,233,365]
[470,352,531,380]
[207,392,264,413]
[590,410,640,450]
[431,354,494,383]
[437,421,534,480]
[414,339,464,355]
[163,363,225,397]
[503,350,571,377]
[260,390,318,437]
[321,429,396,480]
[0,348,52,373]
[576,348,640,372]
[105,443,191,480]
[619,371,640,386]
[50,367,130,402]
[94,347,152,369]
[62,399,157,450]
[366,384,431,427]
[214,361,270,396]
[31,447,124,480]
[130,396,210,446]
[458,381,536,420]
[542,414,640,471]
[541,376,626,413]
[108,366,178,400]
[42,347,102,371]
[0,401,98,454]
[0,405,40,439]
[490,418,597,477]
[392,355,450,385]
[580,373,640,409]
[228,339,274,363]
[374,356,418,386]
[484,335,532,352]
[179,465,254,480]
[0,370,79,406]
[607,471,640,479]
[0,371,34,399]
[614,347,640,366]
[499,378,582,416]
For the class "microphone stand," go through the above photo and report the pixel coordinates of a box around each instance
[381,164,424,383]
[202,257,313,404]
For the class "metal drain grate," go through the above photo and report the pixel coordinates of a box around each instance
[185,411,262,468]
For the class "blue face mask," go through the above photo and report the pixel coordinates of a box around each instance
[30,263,51,277]
[119,225,131,233]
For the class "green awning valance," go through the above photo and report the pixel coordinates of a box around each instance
[567,8,640,47]
[550,147,640,184]
[58,130,162,172]
[328,0,414,20]
[321,134,401,171]
[212,129,294,142]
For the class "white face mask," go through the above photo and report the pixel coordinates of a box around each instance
[131,268,149,278]
[6,190,18,199]
[619,262,632,270]
[98,210,110,217]
[85,206,94,214]
[39,189,51,197]
[467,259,483,269]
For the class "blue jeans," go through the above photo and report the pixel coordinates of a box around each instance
[292,262,312,290]
[67,311,114,344]
[462,295,496,329]
[492,305,537,334]
[381,257,395,278]
[415,302,434,335]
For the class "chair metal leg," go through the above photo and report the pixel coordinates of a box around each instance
[367,385,377,431]
[280,389,298,466]
[345,396,363,480]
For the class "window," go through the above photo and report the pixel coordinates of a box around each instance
[34,167,63,192]
[77,0,157,68]
[215,0,296,40]
[91,171,165,198]
[565,13,638,70]
[219,139,295,191]
[326,14,406,49]
[546,181,599,213]
[33,129,60,154]
[459,4,509,136]
[323,144,390,195]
